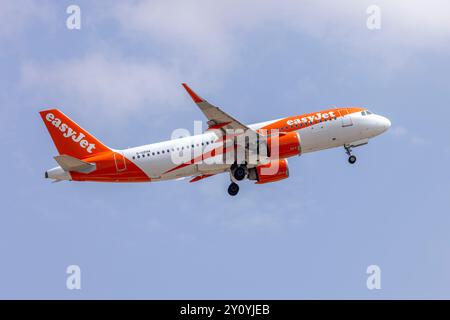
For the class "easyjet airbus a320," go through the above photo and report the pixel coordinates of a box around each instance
[40,83,391,196]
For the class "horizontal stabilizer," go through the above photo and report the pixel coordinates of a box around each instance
[54,154,96,173]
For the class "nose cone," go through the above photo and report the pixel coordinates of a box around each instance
[378,116,391,132]
[368,115,391,137]
[380,116,391,132]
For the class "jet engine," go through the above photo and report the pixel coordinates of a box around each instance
[248,159,289,184]
[266,132,301,159]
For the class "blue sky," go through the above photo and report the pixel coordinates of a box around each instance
[1,0,450,299]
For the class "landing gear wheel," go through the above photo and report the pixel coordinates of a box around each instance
[233,166,246,181]
[228,182,239,196]
[344,145,357,165]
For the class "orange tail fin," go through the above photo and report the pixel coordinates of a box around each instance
[39,109,110,159]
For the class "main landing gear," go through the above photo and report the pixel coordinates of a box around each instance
[228,182,239,196]
[345,145,357,164]
[228,164,248,196]
[232,164,247,181]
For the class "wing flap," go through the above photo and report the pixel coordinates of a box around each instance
[189,174,215,183]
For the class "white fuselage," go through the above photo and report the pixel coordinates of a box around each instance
[121,110,391,181]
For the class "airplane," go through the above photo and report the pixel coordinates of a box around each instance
[40,83,391,196]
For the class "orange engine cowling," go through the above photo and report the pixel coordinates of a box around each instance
[248,159,290,184]
[267,132,301,159]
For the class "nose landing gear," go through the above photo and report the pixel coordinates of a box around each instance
[345,145,357,164]
[348,155,357,164]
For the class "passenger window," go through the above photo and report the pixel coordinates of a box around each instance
[152,152,155,156]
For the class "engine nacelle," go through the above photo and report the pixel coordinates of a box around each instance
[266,132,301,159]
[248,159,289,184]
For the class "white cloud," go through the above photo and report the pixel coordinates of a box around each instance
[195,180,311,233]
[21,53,185,118]
[390,125,429,146]
[391,125,408,137]
[113,0,450,57]
[111,0,282,71]
[410,136,429,146]
[289,0,450,47]
[217,195,309,233]
[0,0,55,39]
[19,0,450,120]
[380,0,450,47]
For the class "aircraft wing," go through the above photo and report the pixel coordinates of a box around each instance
[182,83,270,168]
[181,83,252,133]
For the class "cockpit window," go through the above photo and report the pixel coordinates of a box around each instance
[366,110,372,115]
[361,111,367,116]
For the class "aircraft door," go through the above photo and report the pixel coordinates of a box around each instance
[114,152,127,172]
[341,115,353,127]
